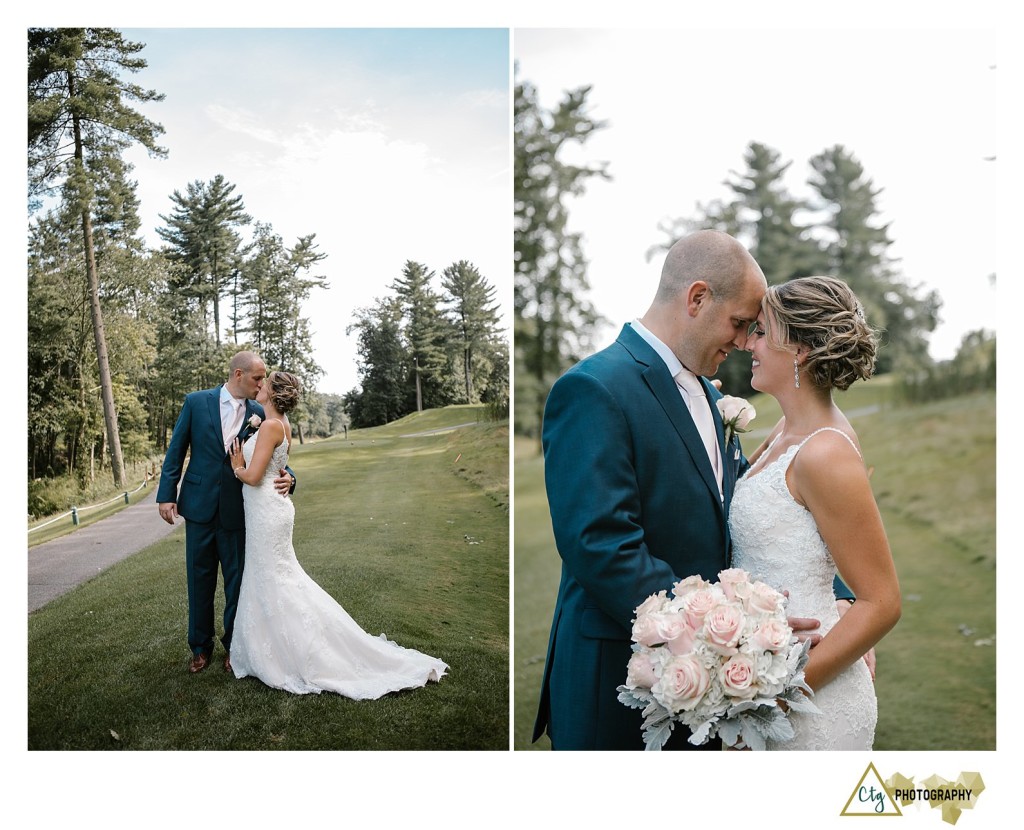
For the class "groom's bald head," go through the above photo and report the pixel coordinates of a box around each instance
[654,230,761,305]
[640,230,766,374]
[229,351,263,376]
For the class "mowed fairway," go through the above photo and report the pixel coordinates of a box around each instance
[514,386,995,751]
[28,407,508,750]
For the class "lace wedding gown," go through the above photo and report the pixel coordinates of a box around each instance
[729,427,876,750]
[230,435,448,698]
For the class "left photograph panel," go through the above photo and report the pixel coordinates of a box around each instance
[27,27,510,751]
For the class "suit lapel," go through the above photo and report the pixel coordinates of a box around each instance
[705,379,736,514]
[207,387,225,449]
[619,327,723,508]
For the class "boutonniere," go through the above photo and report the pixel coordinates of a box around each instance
[716,395,755,446]
[246,413,262,431]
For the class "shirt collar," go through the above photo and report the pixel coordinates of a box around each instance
[630,319,684,379]
[220,385,245,407]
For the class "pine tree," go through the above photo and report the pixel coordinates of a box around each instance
[235,225,328,386]
[157,174,251,345]
[441,260,502,404]
[346,298,409,427]
[515,76,609,436]
[391,260,450,410]
[808,145,940,372]
[29,28,166,487]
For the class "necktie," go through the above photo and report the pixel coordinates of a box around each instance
[674,369,721,490]
[223,398,243,451]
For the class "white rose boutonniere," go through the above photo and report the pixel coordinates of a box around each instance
[716,395,755,446]
[247,413,262,430]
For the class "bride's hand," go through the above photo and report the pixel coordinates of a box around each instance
[229,438,244,469]
[788,616,822,648]
[782,591,822,647]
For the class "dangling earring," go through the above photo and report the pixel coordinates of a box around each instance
[794,358,801,389]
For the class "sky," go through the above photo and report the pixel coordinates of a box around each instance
[516,27,998,362]
[112,28,510,396]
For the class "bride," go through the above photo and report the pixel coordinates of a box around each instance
[227,370,448,698]
[729,277,900,750]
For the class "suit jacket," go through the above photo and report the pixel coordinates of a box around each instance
[156,386,267,531]
[534,324,746,750]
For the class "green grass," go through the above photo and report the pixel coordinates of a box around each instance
[28,409,509,750]
[514,387,995,751]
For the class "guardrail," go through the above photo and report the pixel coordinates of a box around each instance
[28,474,154,534]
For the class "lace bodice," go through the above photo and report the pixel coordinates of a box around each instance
[729,429,857,632]
[242,432,290,486]
[728,427,876,750]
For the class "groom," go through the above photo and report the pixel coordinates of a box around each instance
[157,351,294,674]
[534,230,773,750]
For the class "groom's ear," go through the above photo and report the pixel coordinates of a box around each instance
[686,280,711,317]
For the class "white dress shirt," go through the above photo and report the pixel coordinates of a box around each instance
[220,386,246,452]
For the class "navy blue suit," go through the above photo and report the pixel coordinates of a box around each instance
[157,386,278,657]
[534,325,746,750]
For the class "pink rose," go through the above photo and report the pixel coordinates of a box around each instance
[653,653,711,713]
[720,654,758,700]
[634,590,668,620]
[751,619,791,653]
[746,581,781,615]
[632,614,664,648]
[684,586,725,629]
[704,603,745,653]
[671,575,708,598]
[626,651,659,690]
[247,413,262,429]
[717,568,751,601]
[655,614,697,656]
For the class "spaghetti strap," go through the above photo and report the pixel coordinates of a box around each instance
[795,426,862,459]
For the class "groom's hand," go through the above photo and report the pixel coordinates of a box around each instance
[158,502,179,524]
[273,469,293,497]
[788,616,822,647]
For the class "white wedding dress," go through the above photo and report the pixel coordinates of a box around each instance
[729,427,876,750]
[230,434,448,698]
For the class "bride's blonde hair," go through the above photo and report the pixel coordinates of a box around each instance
[762,276,877,392]
[266,371,301,414]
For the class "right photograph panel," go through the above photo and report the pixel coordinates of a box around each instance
[513,27,996,753]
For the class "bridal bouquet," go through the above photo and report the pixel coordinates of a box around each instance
[616,568,820,751]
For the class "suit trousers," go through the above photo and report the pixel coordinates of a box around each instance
[185,516,245,656]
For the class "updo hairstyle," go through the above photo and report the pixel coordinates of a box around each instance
[266,371,301,414]
[762,277,877,392]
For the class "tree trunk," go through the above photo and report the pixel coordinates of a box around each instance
[415,357,423,412]
[464,347,473,404]
[72,92,126,489]
[212,250,221,346]
[82,209,126,487]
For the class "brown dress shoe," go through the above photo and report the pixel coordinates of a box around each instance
[188,652,212,673]
[223,654,233,674]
